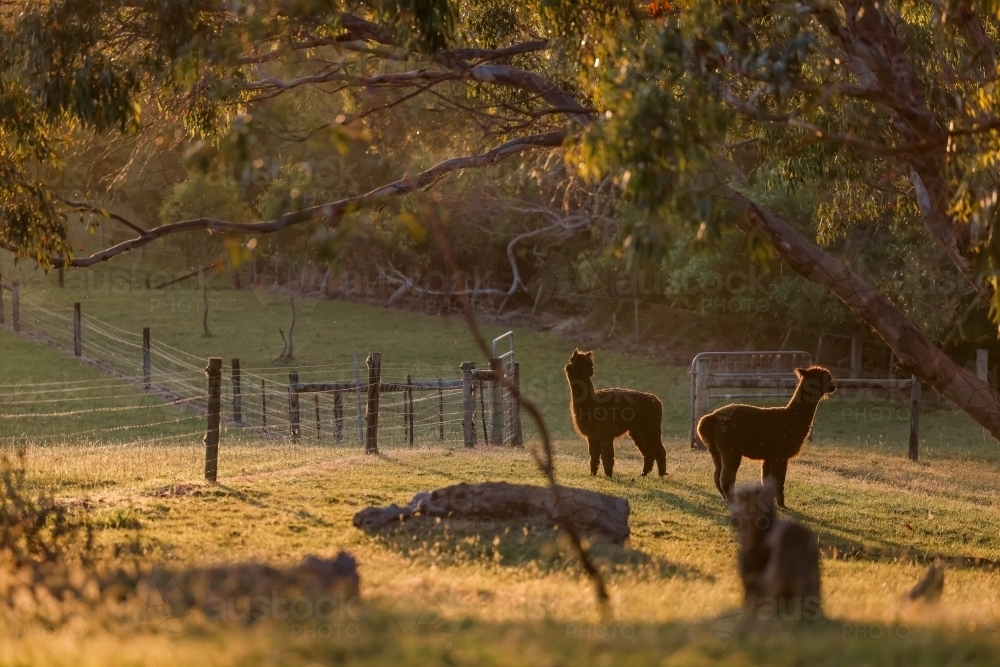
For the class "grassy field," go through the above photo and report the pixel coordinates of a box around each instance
[0,263,998,665]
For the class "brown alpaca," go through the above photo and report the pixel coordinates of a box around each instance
[730,479,822,621]
[564,349,666,477]
[698,366,835,507]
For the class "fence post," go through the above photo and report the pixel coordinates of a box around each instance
[850,335,861,379]
[261,378,267,432]
[908,376,921,461]
[691,357,709,449]
[58,265,64,288]
[142,327,151,389]
[204,357,222,483]
[73,302,82,357]
[479,379,488,444]
[315,393,321,441]
[11,282,18,332]
[406,373,414,446]
[489,358,504,445]
[438,379,445,441]
[288,371,301,441]
[231,358,242,424]
[0,280,4,325]
[462,361,476,448]
[512,362,523,447]
[354,350,364,444]
[334,390,343,443]
[365,352,381,454]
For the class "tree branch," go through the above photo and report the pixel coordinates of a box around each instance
[714,183,1000,441]
[9,131,568,268]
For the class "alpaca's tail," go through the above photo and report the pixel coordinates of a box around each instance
[697,413,717,451]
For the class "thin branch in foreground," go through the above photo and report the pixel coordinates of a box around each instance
[423,208,610,609]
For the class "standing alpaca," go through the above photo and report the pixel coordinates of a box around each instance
[697,366,835,507]
[730,479,822,621]
[564,349,666,477]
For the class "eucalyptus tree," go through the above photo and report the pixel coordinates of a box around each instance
[3,1,1000,436]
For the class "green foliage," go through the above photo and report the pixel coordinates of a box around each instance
[159,171,252,266]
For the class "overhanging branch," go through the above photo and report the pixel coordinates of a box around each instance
[4,131,568,268]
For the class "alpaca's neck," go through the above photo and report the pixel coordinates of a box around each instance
[786,383,822,421]
[571,376,597,405]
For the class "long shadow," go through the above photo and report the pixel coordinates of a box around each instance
[780,505,1000,570]
[357,513,705,579]
[206,484,335,528]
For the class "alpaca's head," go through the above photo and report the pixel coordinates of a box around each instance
[565,349,595,380]
[794,366,836,402]
[730,478,777,545]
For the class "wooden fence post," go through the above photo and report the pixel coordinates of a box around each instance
[479,380,488,444]
[908,376,921,461]
[142,327,151,389]
[11,282,18,333]
[691,357,709,449]
[314,393,321,441]
[288,371,301,441]
[334,391,343,443]
[462,361,476,448]
[512,362,523,447]
[58,265,64,288]
[365,352,381,454]
[354,350,364,444]
[406,373,414,446]
[0,280,5,325]
[438,379,445,441]
[850,335,861,379]
[73,302,82,357]
[204,357,222,483]
[489,358,504,445]
[231,358,242,424]
[261,379,267,432]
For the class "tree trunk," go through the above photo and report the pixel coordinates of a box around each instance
[284,295,296,360]
[200,265,211,338]
[716,185,1000,441]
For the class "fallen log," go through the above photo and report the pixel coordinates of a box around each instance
[353,482,630,544]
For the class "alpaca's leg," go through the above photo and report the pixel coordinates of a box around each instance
[719,452,742,501]
[771,458,789,507]
[762,459,772,484]
[632,432,655,476]
[640,451,654,477]
[588,438,601,476]
[654,438,667,477]
[709,446,724,498]
[600,439,615,477]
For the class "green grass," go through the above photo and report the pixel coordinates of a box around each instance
[0,263,998,664]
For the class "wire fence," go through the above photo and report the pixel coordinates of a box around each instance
[0,294,522,493]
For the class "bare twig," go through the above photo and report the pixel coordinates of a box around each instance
[423,209,610,607]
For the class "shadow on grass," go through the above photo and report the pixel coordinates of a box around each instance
[359,514,703,579]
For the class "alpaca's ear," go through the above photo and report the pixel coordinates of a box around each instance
[794,367,806,378]
[585,351,594,358]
